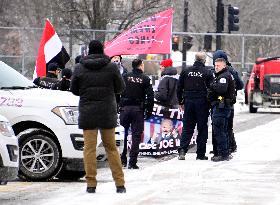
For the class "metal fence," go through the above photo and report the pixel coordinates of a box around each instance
[1,26,280,79]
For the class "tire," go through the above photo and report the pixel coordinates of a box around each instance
[18,129,62,181]
[249,102,258,113]
[55,169,85,181]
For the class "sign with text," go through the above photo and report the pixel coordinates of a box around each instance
[126,104,197,157]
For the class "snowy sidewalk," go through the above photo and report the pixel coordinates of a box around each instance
[43,118,280,205]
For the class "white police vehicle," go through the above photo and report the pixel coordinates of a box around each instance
[0,114,19,185]
[0,61,124,181]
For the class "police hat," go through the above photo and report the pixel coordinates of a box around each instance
[213,50,228,65]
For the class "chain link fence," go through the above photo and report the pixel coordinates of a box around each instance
[1,26,280,79]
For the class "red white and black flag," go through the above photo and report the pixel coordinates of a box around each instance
[34,19,70,78]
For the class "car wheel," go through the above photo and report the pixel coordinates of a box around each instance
[249,102,258,113]
[55,169,85,181]
[18,129,61,181]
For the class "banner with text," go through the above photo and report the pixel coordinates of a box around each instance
[104,8,173,57]
[126,104,198,157]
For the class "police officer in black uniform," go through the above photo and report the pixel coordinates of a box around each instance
[120,59,154,169]
[33,62,60,89]
[177,52,214,160]
[209,57,235,162]
[212,50,244,154]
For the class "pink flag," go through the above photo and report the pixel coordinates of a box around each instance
[34,19,69,78]
[104,8,173,57]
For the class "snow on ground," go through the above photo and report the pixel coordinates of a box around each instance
[42,116,280,205]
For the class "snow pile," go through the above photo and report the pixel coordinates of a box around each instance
[42,118,280,205]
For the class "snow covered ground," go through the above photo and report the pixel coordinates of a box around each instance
[41,113,280,205]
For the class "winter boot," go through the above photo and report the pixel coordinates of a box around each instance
[178,149,186,160]
[211,155,232,162]
[128,164,139,169]
[116,186,126,193]
[86,187,96,193]
[196,155,208,160]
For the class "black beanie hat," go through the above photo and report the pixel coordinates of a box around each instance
[88,40,104,55]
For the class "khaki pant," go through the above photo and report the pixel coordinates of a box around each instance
[83,129,125,188]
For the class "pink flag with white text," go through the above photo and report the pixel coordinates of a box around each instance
[104,8,173,57]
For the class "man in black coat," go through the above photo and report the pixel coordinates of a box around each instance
[120,59,154,169]
[71,40,126,194]
[177,52,214,160]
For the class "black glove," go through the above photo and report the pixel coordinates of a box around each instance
[144,111,153,120]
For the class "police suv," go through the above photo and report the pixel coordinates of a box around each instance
[0,61,124,181]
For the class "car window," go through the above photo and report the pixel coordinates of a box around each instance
[0,61,34,88]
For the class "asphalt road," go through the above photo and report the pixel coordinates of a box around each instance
[0,107,279,205]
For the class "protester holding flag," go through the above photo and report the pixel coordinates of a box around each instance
[34,19,69,80]
[71,40,126,194]
[110,55,128,76]
[119,59,154,169]
[110,55,128,108]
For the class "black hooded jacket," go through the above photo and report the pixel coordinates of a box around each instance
[155,66,179,107]
[71,54,125,129]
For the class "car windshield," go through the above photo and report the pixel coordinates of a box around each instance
[0,61,35,89]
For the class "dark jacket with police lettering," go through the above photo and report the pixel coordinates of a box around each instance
[120,68,154,113]
[177,61,214,104]
[33,73,59,89]
[155,66,179,107]
[208,67,236,106]
[70,54,125,129]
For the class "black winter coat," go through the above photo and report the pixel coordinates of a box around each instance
[51,78,71,91]
[209,67,236,105]
[120,68,154,113]
[33,73,59,89]
[71,54,125,129]
[177,61,214,104]
[155,66,179,107]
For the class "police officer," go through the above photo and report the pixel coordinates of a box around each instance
[209,58,235,162]
[120,59,154,169]
[212,50,244,153]
[33,62,60,89]
[177,52,214,160]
